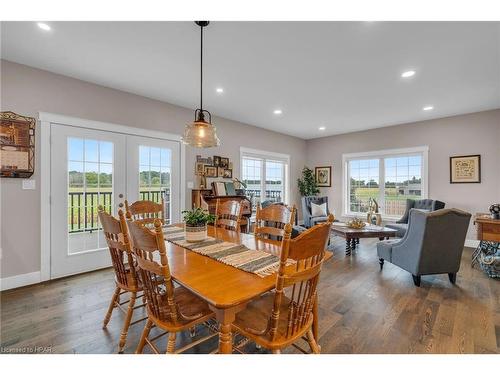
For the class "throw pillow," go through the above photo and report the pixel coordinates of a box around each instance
[311,202,327,217]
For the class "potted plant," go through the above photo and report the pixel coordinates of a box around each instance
[297,166,320,196]
[182,207,216,242]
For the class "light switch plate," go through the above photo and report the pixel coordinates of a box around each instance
[22,179,36,190]
[187,181,194,189]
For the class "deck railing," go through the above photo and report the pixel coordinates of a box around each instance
[68,189,169,233]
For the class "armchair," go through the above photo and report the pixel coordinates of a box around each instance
[301,196,330,228]
[377,208,471,286]
[386,199,445,237]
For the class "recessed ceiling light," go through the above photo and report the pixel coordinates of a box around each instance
[37,22,51,31]
[319,126,326,131]
[273,109,282,115]
[423,105,434,111]
[216,87,224,94]
[401,70,416,78]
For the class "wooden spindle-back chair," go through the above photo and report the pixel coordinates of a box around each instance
[214,199,243,232]
[254,204,296,241]
[98,206,146,353]
[125,199,164,227]
[127,219,216,354]
[232,214,334,354]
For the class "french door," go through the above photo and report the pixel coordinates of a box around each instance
[50,123,180,279]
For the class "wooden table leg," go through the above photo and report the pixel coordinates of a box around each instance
[210,304,246,354]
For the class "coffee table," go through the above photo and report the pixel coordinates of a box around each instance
[330,222,398,256]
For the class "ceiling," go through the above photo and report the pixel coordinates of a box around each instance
[1,21,499,139]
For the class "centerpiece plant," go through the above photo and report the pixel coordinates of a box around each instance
[182,208,215,242]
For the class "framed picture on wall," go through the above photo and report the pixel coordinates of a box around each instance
[450,154,481,183]
[315,166,331,187]
[204,166,217,178]
[217,167,225,177]
[195,162,206,175]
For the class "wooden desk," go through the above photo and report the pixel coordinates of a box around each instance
[165,225,332,353]
[472,213,500,267]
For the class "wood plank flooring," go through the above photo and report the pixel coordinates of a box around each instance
[1,238,499,354]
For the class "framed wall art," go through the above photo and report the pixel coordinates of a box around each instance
[450,154,481,183]
[1,111,36,178]
[315,166,331,187]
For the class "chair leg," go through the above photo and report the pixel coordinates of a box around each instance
[136,318,153,354]
[103,286,120,328]
[118,291,137,353]
[166,332,177,354]
[448,272,457,284]
[412,274,421,287]
[379,258,384,270]
[272,349,281,354]
[306,329,321,354]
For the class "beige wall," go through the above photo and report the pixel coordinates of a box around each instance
[0,60,307,278]
[306,109,500,240]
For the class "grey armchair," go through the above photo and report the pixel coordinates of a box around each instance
[301,196,330,228]
[377,208,471,286]
[386,199,446,237]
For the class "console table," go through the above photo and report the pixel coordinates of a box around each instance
[472,213,500,268]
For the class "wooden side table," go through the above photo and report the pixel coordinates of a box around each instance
[472,213,500,267]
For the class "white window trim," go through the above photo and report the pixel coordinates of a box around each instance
[342,146,429,221]
[240,147,290,205]
[39,112,185,282]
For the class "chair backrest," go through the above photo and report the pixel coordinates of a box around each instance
[215,199,242,231]
[398,199,446,223]
[98,206,138,289]
[301,196,329,227]
[254,204,296,240]
[126,219,180,324]
[125,199,164,227]
[266,214,334,341]
[400,208,471,274]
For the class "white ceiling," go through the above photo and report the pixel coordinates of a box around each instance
[1,21,499,139]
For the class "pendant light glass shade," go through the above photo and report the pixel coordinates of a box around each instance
[182,110,220,148]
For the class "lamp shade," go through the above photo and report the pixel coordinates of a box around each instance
[182,119,220,148]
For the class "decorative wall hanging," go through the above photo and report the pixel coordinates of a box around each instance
[315,166,332,187]
[1,111,36,178]
[449,155,481,183]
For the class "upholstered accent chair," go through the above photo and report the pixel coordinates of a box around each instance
[301,196,330,228]
[386,199,446,237]
[377,208,471,286]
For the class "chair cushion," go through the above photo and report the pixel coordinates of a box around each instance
[385,223,408,238]
[311,216,328,226]
[377,239,401,262]
[311,202,327,217]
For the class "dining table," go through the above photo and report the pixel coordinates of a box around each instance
[164,224,332,354]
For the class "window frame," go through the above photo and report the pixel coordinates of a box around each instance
[342,146,429,220]
[240,147,290,205]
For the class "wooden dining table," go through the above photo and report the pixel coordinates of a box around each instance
[164,224,332,354]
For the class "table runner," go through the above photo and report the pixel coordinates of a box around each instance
[163,226,286,277]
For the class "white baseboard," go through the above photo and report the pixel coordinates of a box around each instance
[465,239,480,248]
[0,271,41,291]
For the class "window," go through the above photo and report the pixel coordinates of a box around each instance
[240,147,290,211]
[343,147,428,218]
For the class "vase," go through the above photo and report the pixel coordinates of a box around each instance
[185,223,208,242]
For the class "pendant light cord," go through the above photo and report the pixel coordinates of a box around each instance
[200,24,203,111]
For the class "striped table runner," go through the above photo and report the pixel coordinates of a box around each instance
[163,226,286,277]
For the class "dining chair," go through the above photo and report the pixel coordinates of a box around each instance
[254,203,297,241]
[127,219,217,354]
[125,199,164,227]
[214,199,243,232]
[98,206,147,353]
[232,214,334,354]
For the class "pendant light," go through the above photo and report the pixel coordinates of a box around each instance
[182,21,221,148]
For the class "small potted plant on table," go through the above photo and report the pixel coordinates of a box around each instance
[182,207,215,242]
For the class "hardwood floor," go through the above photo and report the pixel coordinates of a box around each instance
[1,238,499,354]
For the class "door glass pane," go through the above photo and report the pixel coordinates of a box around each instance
[384,155,422,216]
[68,137,113,254]
[265,160,284,203]
[241,157,263,210]
[348,159,379,213]
[138,145,172,224]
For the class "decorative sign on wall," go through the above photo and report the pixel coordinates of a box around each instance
[1,111,36,178]
[449,154,481,183]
